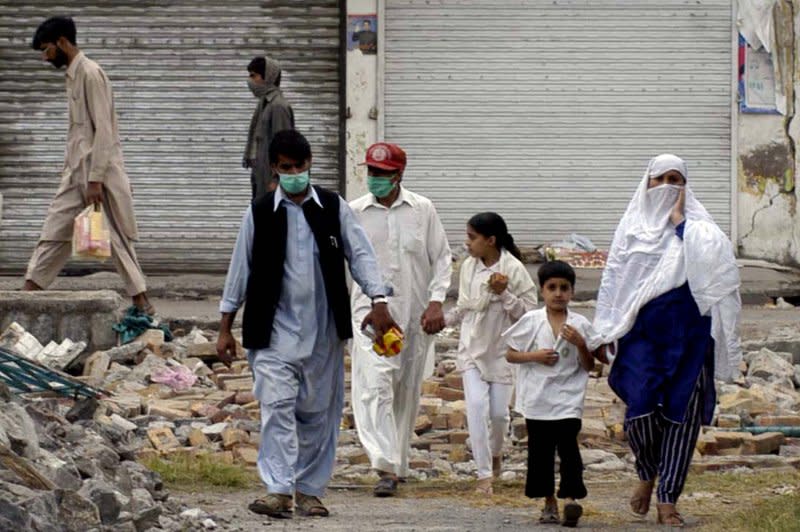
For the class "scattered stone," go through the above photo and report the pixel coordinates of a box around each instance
[741,432,785,455]
[147,428,181,452]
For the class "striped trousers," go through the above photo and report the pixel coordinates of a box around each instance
[623,369,705,504]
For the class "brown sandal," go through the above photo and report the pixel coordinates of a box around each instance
[295,492,329,517]
[248,493,292,518]
[475,477,493,495]
[630,479,655,516]
[657,503,685,527]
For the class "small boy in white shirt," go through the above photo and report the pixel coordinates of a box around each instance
[503,261,597,528]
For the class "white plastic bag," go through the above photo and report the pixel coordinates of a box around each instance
[72,204,111,260]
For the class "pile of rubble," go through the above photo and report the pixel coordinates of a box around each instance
[0,323,255,531]
[0,316,797,529]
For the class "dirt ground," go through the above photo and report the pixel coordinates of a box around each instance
[169,467,799,531]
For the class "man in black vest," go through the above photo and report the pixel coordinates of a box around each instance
[217,130,396,518]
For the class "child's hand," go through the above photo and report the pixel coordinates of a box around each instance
[561,324,586,350]
[488,272,508,294]
[533,349,558,366]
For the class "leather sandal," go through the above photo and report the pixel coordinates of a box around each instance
[248,493,293,518]
[295,492,329,517]
[657,503,685,527]
[539,502,560,524]
[630,479,655,516]
[475,476,493,495]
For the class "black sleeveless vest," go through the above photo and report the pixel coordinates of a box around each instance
[242,186,353,349]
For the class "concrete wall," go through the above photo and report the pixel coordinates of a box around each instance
[345,0,379,201]
[0,291,124,352]
[737,0,800,268]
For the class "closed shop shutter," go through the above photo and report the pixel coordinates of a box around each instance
[0,0,342,272]
[384,0,733,248]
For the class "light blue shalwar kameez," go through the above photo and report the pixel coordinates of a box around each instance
[220,186,385,497]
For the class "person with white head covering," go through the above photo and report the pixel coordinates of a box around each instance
[591,154,742,526]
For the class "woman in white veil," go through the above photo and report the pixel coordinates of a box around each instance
[591,154,742,526]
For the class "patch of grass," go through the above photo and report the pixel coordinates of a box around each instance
[141,454,259,490]
[700,492,800,532]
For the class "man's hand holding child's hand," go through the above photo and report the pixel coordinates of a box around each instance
[488,272,508,295]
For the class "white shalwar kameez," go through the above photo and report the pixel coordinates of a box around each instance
[220,186,385,497]
[448,250,538,479]
[349,187,452,476]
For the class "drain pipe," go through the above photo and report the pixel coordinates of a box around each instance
[714,426,800,437]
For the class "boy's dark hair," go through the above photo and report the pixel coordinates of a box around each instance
[32,16,76,50]
[467,212,522,260]
[537,260,576,288]
[269,129,311,165]
[247,56,266,79]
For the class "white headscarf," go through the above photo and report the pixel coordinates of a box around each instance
[593,154,743,381]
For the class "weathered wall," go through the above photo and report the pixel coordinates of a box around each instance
[738,0,800,267]
[345,0,379,200]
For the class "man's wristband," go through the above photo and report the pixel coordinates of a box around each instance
[371,296,388,306]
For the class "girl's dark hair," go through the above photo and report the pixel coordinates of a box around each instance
[467,212,522,260]
[32,16,76,50]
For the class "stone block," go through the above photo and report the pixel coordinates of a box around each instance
[716,414,742,428]
[713,431,752,450]
[146,401,191,420]
[146,427,180,451]
[444,373,463,390]
[421,378,442,396]
[448,445,469,463]
[201,422,229,440]
[755,415,800,427]
[448,431,469,444]
[415,415,433,435]
[447,410,466,430]
[511,418,527,440]
[221,428,249,450]
[741,432,785,455]
[432,414,449,430]
[696,433,719,455]
[188,429,210,448]
[341,448,370,465]
[82,351,111,380]
[234,391,256,405]
[409,458,431,469]
[437,387,465,402]
[135,330,165,357]
[233,446,259,466]
[419,397,443,417]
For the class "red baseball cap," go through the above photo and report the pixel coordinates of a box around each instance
[362,142,407,172]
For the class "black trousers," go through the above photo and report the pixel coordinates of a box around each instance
[525,418,587,500]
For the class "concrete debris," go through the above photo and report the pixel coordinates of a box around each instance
[0,315,798,528]
[0,322,86,370]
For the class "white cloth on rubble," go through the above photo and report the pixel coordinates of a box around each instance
[593,154,743,382]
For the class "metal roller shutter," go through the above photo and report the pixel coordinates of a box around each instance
[384,0,733,248]
[0,0,342,273]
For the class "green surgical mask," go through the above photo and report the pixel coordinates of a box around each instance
[367,175,397,198]
[279,170,310,195]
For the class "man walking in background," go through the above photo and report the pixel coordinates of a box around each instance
[24,16,153,314]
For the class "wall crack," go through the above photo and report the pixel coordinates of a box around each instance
[740,189,784,242]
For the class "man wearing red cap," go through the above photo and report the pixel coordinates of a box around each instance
[349,143,452,496]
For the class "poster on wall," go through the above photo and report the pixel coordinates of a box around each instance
[739,34,779,114]
[348,14,377,55]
